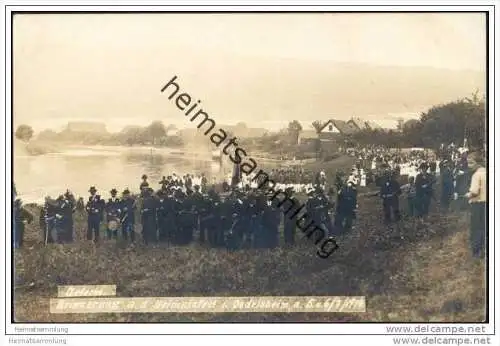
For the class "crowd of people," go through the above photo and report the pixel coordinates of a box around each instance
[12,143,486,258]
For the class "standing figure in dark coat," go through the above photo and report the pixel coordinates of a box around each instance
[333,178,358,235]
[62,190,76,242]
[190,185,204,243]
[141,188,157,245]
[268,197,282,249]
[415,164,434,219]
[454,156,469,210]
[120,188,136,242]
[440,161,455,213]
[140,174,150,196]
[85,186,103,243]
[156,190,169,242]
[54,195,67,243]
[379,170,402,224]
[180,190,196,245]
[226,192,245,250]
[282,188,299,246]
[206,189,224,247]
[42,196,58,244]
[253,193,267,249]
[200,173,208,194]
[13,199,33,248]
[105,189,122,240]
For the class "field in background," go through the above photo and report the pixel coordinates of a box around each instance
[12,156,486,322]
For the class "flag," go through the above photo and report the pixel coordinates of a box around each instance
[231,162,241,187]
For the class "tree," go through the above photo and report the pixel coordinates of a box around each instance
[418,99,485,149]
[287,120,303,145]
[146,121,166,145]
[165,124,178,135]
[15,125,34,142]
[312,120,324,134]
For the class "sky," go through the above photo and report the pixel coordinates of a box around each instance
[13,12,487,132]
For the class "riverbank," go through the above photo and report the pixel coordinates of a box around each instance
[13,189,485,322]
[14,138,61,156]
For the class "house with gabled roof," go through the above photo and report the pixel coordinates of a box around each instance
[365,120,383,130]
[318,119,359,137]
[347,117,369,131]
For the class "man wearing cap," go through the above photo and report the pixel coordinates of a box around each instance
[141,187,157,245]
[140,175,149,196]
[334,177,357,235]
[282,187,299,246]
[120,188,136,243]
[379,170,402,224]
[158,176,169,194]
[85,186,103,243]
[465,152,487,258]
[440,160,455,213]
[415,163,433,219]
[41,196,57,244]
[106,189,122,240]
[156,189,169,243]
[13,198,33,248]
[206,189,224,247]
[55,193,72,243]
[62,190,76,242]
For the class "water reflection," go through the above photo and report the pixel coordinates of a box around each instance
[14,147,224,204]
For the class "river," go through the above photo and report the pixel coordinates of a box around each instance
[13,145,229,204]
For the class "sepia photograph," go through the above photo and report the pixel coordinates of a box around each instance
[3,2,496,344]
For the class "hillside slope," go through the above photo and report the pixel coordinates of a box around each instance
[13,187,485,322]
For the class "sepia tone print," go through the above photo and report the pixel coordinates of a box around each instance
[12,12,487,323]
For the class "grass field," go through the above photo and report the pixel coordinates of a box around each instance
[12,157,486,322]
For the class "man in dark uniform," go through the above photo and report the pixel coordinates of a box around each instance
[206,189,223,247]
[225,191,245,250]
[180,189,196,245]
[415,163,433,219]
[159,176,169,193]
[54,195,67,243]
[325,187,337,236]
[267,195,282,249]
[190,185,205,243]
[140,174,149,196]
[141,187,157,245]
[282,187,298,246]
[201,173,208,194]
[13,199,33,248]
[85,186,103,243]
[254,193,270,248]
[379,170,402,224]
[306,187,328,237]
[62,190,76,242]
[185,174,193,191]
[334,178,358,235]
[120,188,136,243]
[106,189,122,240]
[197,188,212,245]
[156,189,169,242]
[440,160,455,213]
[42,196,58,244]
[454,155,469,210]
[169,188,183,245]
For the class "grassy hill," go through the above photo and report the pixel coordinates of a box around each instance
[12,157,486,322]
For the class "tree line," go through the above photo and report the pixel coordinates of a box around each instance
[285,92,486,154]
[15,120,184,147]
